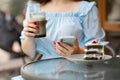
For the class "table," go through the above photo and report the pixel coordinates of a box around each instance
[21,57,120,80]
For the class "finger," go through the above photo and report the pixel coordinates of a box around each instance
[26,21,39,29]
[27,23,38,29]
[73,38,79,47]
[56,43,68,55]
[28,21,40,29]
[24,26,38,33]
[28,20,36,24]
[31,22,37,25]
[56,43,68,53]
[55,46,66,56]
[24,31,36,37]
[60,42,73,50]
[58,42,74,55]
[23,25,38,37]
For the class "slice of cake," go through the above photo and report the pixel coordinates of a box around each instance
[84,40,104,60]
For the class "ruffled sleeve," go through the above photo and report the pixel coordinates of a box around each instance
[78,1,96,17]
[78,1,105,47]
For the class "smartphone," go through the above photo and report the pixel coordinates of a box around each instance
[59,36,76,46]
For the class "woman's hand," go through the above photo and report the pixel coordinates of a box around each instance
[23,21,39,38]
[54,39,84,57]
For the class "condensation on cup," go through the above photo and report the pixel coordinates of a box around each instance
[30,12,46,38]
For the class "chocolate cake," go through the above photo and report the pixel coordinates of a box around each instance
[84,40,104,60]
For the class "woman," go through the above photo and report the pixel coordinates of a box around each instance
[20,0,105,59]
[12,0,105,79]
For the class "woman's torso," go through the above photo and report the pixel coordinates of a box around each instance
[22,1,97,59]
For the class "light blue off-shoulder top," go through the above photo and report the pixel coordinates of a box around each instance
[20,1,105,59]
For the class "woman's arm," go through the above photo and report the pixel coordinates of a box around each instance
[21,19,39,58]
[82,5,105,43]
[21,37,36,58]
[20,1,39,58]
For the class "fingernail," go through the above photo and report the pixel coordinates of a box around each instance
[57,42,60,45]
[32,22,37,25]
[53,42,56,45]
[35,26,39,29]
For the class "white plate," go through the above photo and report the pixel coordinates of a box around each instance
[64,54,112,63]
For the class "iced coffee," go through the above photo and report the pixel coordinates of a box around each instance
[30,12,46,38]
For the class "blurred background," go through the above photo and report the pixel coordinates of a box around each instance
[0,0,28,80]
[0,0,119,80]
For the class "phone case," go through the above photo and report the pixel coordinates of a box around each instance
[60,36,75,46]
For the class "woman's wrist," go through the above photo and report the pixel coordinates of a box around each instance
[26,36,35,41]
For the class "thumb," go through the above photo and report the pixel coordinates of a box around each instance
[74,38,79,47]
